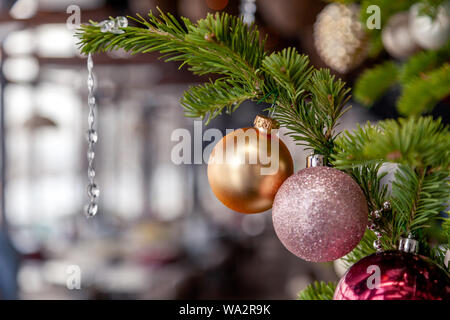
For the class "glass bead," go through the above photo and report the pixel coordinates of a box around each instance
[87,150,95,161]
[87,75,94,88]
[87,113,95,127]
[372,210,381,219]
[86,129,98,143]
[373,240,382,249]
[243,3,257,13]
[383,201,391,211]
[88,167,95,179]
[87,183,100,198]
[100,19,115,33]
[115,16,128,28]
[88,96,96,106]
[85,202,98,217]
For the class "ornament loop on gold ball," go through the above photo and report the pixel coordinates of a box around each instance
[253,114,279,133]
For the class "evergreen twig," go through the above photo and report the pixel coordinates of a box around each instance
[398,63,450,116]
[77,10,352,158]
[298,281,337,300]
[354,61,399,106]
[333,117,450,269]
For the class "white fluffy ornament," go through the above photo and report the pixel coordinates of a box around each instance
[409,3,450,50]
[382,12,421,59]
[314,3,368,73]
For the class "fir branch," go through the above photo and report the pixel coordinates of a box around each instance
[335,162,396,258]
[181,79,254,121]
[428,243,450,272]
[343,163,389,212]
[333,117,450,260]
[308,69,351,136]
[333,117,450,170]
[391,166,449,238]
[443,216,450,246]
[77,10,352,154]
[184,13,266,83]
[353,61,399,106]
[298,281,336,300]
[271,69,351,158]
[272,99,330,156]
[399,41,450,84]
[78,11,265,84]
[397,63,450,116]
[332,122,382,168]
[77,10,266,123]
[353,41,450,113]
[261,48,313,107]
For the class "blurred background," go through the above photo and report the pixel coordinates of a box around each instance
[0,0,448,299]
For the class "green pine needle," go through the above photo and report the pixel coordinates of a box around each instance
[298,281,337,300]
[391,166,449,238]
[333,117,450,170]
[181,79,254,121]
[397,64,450,116]
[333,117,450,264]
[353,61,398,107]
[399,41,450,84]
[261,48,313,107]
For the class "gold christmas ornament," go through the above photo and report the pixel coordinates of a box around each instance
[207,115,294,214]
[314,3,368,74]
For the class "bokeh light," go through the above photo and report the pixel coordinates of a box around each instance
[206,0,229,11]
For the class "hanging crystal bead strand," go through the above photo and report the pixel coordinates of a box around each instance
[85,53,100,218]
[368,201,391,251]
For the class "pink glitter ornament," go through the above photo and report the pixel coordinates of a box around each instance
[272,166,368,262]
[334,250,450,300]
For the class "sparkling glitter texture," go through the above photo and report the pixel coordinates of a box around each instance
[272,166,368,262]
[334,250,450,300]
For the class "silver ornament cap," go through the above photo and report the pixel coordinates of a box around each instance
[306,154,325,168]
[398,234,419,253]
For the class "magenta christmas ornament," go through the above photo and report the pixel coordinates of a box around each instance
[334,250,450,300]
[272,164,368,262]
